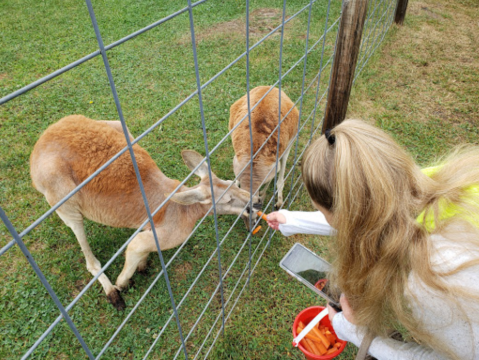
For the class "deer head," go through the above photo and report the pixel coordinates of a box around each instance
[169,150,262,217]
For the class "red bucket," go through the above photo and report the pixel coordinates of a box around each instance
[292,306,347,360]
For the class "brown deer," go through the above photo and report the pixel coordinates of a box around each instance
[229,86,299,212]
[30,115,260,310]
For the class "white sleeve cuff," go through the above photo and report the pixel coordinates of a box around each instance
[277,209,334,236]
[331,312,365,347]
[332,313,447,360]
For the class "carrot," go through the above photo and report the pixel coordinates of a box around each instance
[256,211,268,221]
[310,325,331,349]
[326,347,338,355]
[297,321,326,345]
[334,342,342,349]
[300,338,315,354]
[315,339,328,355]
[252,226,261,235]
[326,333,336,344]
[297,323,330,352]
[305,338,324,355]
[297,325,304,335]
[305,331,324,344]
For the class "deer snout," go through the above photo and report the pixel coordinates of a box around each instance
[253,201,262,210]
[245,194,262,213]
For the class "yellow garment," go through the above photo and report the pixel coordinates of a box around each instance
[416,166,479,231]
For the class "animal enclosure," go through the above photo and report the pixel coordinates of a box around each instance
[0,0,397,358]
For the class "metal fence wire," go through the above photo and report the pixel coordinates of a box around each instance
[0,0,397,358]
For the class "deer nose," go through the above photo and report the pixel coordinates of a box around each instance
[253,202,262,210]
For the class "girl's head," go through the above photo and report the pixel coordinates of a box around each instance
[302,119,425,223]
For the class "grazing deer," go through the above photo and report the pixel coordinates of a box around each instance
[229,86,299,211]
[30,115,260,310]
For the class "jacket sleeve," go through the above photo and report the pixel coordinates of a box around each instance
[332,313,448,360]
[277,210,334,236]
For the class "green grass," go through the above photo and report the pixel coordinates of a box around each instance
[0,0,343,359]
[1,0,478,359]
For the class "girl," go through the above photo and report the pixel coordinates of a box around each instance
[267,119,479,359]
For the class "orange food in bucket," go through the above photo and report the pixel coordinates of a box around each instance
[293,306,347,359]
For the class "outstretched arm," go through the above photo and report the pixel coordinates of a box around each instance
[266,209,334,236]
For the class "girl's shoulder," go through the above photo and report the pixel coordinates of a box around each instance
[429,232,479,273]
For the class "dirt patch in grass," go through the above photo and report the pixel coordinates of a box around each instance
[173,261,193,282]
[179,8,289,45]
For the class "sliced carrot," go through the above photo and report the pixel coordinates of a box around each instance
[326,347,338,355]
[326,333,336,344]
[305,338,324,355]
[297,321,326,345]
[315,339,328,355]
[256,211,268,221]
[305,331,324,344]
[334,342,342,349]
[300,338,315,354]
[252,226,261,235]
[310,326,331,349]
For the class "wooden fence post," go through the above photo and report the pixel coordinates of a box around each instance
[322,0,368,133]
[394,0,409,25]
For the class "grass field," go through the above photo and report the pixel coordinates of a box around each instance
[1,0,478,359]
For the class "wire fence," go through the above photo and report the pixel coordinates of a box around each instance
[0,0,397,358]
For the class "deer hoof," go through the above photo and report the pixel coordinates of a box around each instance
[107,289,126,311]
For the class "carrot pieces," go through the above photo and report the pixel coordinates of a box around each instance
[252,226,261,235]
[306,337,324,355]
[295,319,343,356]
[256,211,268,221]
[326,347,338,355]
[300,338,315,354]
[310,325,331,349]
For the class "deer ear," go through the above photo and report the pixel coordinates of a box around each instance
[181,150,210,178]
[167,188,211,205]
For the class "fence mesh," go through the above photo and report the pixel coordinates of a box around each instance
[0,0,397,358]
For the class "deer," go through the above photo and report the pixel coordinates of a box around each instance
[30,115,261,310]
[229,86,299,216]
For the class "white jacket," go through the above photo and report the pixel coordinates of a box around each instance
[277,210,479,360]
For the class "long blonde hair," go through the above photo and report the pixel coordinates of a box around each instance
[302,119,479,359]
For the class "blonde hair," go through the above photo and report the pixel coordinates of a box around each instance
[302,119,479,359]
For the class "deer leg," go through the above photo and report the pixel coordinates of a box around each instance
[54,206,126,311]
[259,178,273,204]
[275,146,292,209]
[115,230,158,291]
[137,255,150,273]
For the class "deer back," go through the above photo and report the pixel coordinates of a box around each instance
[30,115,178,229]
[229,86,299,187]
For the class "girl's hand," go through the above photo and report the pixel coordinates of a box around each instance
[327,302,339,323]
[266,211,286,230]
[327,294,356,324]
